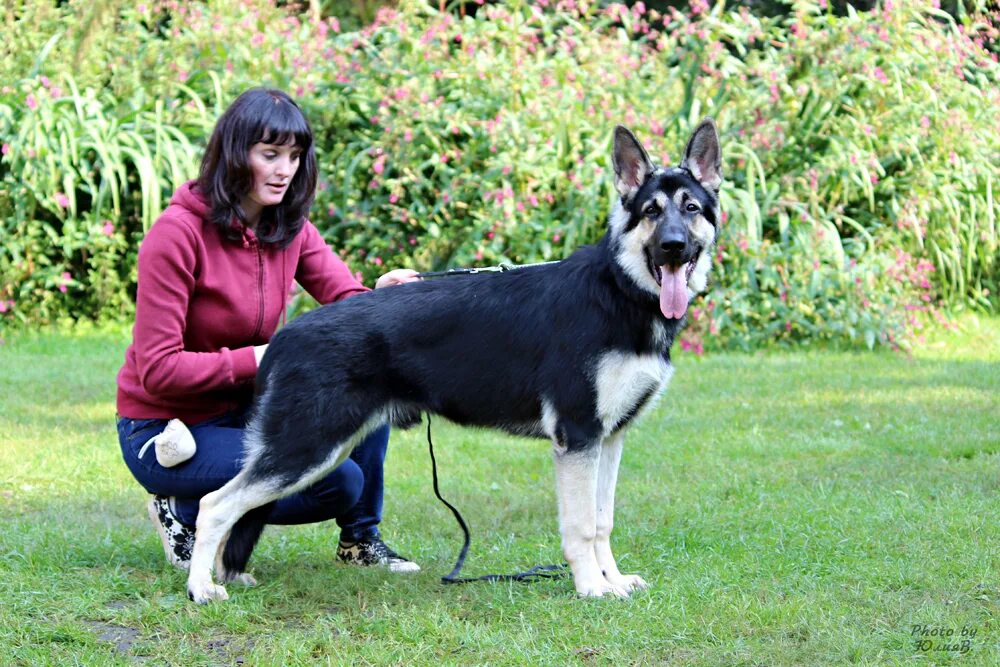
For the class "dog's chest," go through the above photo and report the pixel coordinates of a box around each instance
[592,350,673,433]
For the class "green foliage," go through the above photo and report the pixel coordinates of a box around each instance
[1,0,997,352]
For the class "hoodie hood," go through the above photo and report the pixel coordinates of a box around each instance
[170,180,211,220]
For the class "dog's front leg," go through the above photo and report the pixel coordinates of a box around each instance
[553,442,630,598]
[595,432,647,593]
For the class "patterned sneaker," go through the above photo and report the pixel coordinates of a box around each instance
[147,495,195,570]
[337,537,420,573]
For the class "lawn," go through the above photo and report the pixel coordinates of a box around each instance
[1,318,998,666]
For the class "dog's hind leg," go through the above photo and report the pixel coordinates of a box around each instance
[187,475,281,604]
[594,432,648,593]
[553,437,631,598]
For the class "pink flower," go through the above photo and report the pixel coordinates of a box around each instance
[1,143,9,156]
[102,221,114,236]
[54,192,69,209]
[374,257,383,266]
[59,271,71,293]
[373,155,386,175]
[39,76,50,88]
[389,193,399,204]
[0,301,6,313]
[26,94,37,110]
[552,233,561,243]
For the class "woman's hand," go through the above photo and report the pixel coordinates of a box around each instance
[253,344,268,366]
[375,268,421,289]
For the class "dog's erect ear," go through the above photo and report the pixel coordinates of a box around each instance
[681,118,722,192]
[612,126,655,199]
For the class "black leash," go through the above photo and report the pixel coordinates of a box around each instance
[415,260,562,280]
[425,414,568,584]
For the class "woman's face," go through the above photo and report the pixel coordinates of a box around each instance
[245,141,301,209]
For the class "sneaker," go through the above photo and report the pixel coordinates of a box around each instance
[147,495,195,570]
[337,537,420,573]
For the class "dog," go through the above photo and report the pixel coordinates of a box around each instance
[185,119,723,603]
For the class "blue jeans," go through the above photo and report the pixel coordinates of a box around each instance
[117,408,388,542]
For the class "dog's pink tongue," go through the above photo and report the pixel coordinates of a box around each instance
[659,264,689,319]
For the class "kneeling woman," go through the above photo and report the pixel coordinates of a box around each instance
[115,88,419,573]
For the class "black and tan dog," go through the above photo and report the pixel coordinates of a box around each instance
[186,120,723,603]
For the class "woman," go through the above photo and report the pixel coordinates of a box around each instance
[115,88,420,574]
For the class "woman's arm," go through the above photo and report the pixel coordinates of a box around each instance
[294,221,371,303]
[132,219,258,397]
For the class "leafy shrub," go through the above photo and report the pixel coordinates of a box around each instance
[1,0,997,353]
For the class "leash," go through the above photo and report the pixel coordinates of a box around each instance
[425,414,568,585]
[415,260,562,279]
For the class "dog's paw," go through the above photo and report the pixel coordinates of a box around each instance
[230,572,258,587]
[575,579,631,599]
[187,581,229,604]
[217,568,258,587]
[606,573,648,592]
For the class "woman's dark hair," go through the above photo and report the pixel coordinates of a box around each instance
[197,88,317,247]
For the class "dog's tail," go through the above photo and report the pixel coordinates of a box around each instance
[219,502,274,580]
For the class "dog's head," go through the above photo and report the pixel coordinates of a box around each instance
[609,119,722,321]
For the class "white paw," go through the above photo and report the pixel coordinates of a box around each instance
[187,580,229,604]
[575,578,631,598]
[231,572,258,587]
[218,569,258,586]
[606,573,648,592]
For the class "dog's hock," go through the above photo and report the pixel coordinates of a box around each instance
[681,118,723,192]
[612,126,654,199]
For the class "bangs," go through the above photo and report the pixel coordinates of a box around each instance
[245,94,312,150]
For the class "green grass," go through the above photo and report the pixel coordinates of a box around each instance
[1,318,999,665]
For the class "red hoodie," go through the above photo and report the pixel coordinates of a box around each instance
[116,181,369,423]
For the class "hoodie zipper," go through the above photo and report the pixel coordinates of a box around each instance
[251,238,265,340]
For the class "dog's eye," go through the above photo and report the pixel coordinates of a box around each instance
[643,206,660,218]
[685,203,700,213]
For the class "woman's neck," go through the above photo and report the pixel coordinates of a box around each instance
[241,197,262,231]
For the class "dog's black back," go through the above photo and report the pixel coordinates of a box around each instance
[257,234,682,464]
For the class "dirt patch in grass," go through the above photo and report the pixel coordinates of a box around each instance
[204,636,256,665]
[85,620,143,655]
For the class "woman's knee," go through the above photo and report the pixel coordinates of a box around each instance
[310,459,365,510]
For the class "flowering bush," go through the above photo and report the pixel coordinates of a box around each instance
[0,0,997,352]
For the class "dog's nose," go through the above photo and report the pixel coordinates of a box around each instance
[660,233,685,255]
